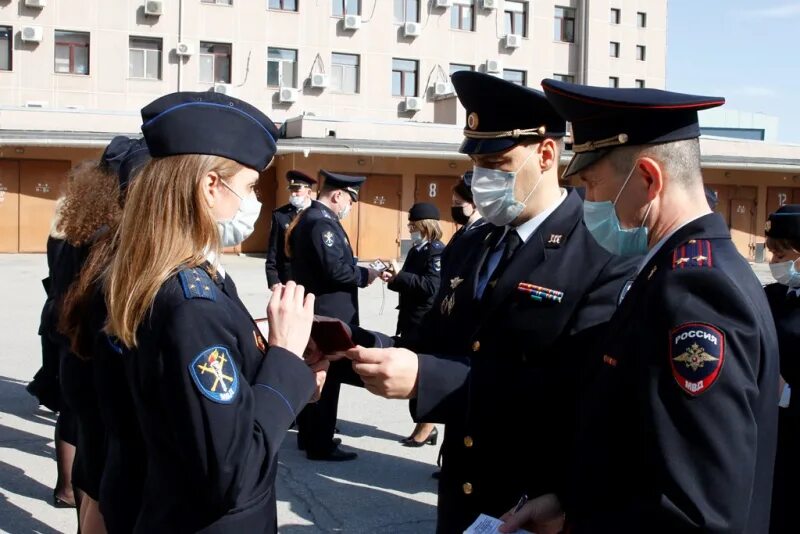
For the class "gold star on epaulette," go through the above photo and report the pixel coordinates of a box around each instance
[450,277,464,289]
[675,257,690,265]
[693,255,707,263]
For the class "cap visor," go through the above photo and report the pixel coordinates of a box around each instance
[562,149,611,178]
[459,137,519,155]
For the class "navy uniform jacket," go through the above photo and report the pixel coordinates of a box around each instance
[265,203,299,287]
[288,200,368,324]
[441,218,488,275]
[569,214,779,533]
[408,191,635,533]
[765,283,800,534]
[388,240,444,342]
[124,266,315,533]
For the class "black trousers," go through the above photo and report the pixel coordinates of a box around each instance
[296,359,362,454]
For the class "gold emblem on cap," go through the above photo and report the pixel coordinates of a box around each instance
[765,220,772,232]
[467,112,479,130]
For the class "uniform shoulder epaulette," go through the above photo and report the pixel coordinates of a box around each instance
[432,240,445,250]
[177,267,217,301]
[672,239,713,270]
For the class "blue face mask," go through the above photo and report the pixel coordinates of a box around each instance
[583,165,653,257]
[770,259,800,287]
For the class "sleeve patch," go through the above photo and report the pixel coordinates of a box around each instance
[433,257,442,272]
[178,268,217,301]
[322,230,335,247]
[669,323,724,396]
[672,239,713,270]
[188,346,240,404]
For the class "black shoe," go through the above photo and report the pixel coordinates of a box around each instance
[306,444,358,462]
[298,437,340,452]
[402,427,438,448]
[431,470,441,480]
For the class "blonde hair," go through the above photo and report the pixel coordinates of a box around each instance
[412,219,443,243]
[105,154,244,347]
[49,197,68,239]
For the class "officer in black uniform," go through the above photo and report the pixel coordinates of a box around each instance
[500,80,780,533]
[288,170,380,461]
[109,91,320,532]
[443,172,487,272]
[345,71,635,532]
[384,202,445,343]
[265,170,317,288]
[763,205,800,534]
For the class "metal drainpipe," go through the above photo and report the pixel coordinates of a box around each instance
[579,0,589,84]
[177,0,183,91]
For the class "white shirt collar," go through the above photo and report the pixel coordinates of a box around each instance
[636,214,705,275]
[788,287,800,297]
[206,250,226,279]
[414,239,429,251]
[511,188,568,244]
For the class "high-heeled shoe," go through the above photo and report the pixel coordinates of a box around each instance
[52,490,75,508]
[402,427,438,448]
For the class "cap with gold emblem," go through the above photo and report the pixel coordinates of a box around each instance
[452,71,566,155]
[286,170,317,189]
[541,79,725,177]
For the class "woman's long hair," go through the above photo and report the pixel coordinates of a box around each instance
[105,155,244,348]
[412,218,443,243]
[58,160,121,246]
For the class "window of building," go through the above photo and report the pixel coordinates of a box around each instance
[267,47,297,88]
[449,63,473,76]
[553,73,574,83]
[55,30,90,75]
[394,0,419,23]
[637,12,647,28]
[635,79,645,88]
[201,0,233,5]
[199,41,231,83]
[1,26,11,71]
[554,6,576,43]
[700,127,765,141]
[269,0,297,10]
[608,76,619,88]
[636,45,646,61]
[610,7,620,24]
[129,37,162,80]
[392,58,418,97]
[331,52,359,93]
[504,1,527,37]
[503,69,526,86]
[332,0,359,17]
[451,0,475,31]
[609,41,620,58]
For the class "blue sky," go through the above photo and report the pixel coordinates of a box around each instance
[667,0,800,143]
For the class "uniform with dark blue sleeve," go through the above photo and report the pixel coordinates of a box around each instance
[388,239,444,341]
[265,203,298,287]
[763,205,800,534]
[541,78,779,533]
[125,266,314,532]
[401,72,637,533]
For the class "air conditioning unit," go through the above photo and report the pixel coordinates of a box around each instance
[280,87,299,103]
[434,0,452,6]
[433,81,454,97]
[310,73,329,88]
[504,34,522,49]
[213,84,234,95]
[480,0,499,9]
[24,0,46,8]
[343,15,362,30]
[175,42,193,56]
[485,59,502,73]
[404,96,423,112]
[144,0,163,16]
[21,26,43,43]
[404,22,422,37]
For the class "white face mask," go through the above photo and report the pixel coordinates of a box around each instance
[471,150,541,227]
[410,231,423,245]
[770,259,800,287]
[289,195,309,210]
[217,181,261,247]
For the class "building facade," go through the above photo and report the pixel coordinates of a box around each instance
[3,0,799,263]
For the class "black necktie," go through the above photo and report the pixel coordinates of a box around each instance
[477,230,522,299]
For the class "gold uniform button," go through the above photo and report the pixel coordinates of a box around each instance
[472,341,481,352]
[464,436,474,448]
[462,482,473,495]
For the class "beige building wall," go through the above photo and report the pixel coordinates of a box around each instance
[1,0,668,132]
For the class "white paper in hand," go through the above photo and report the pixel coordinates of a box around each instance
[463,514,533,534]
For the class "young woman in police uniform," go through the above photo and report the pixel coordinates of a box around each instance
[104,91,324,533]
[764,205,800,534]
